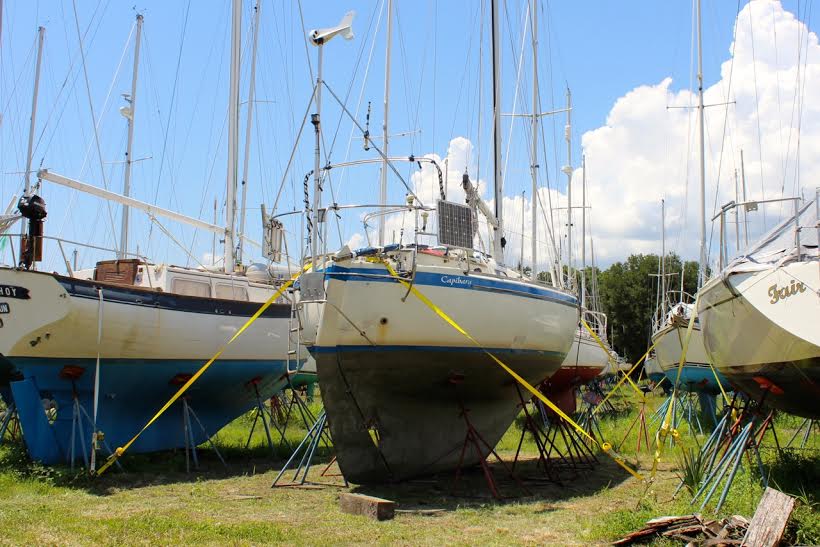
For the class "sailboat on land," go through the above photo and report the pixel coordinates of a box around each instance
[0,3,307,465]
[300,2,578,483]
[698,194,818,419]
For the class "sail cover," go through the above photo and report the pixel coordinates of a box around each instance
[726,198,818,274]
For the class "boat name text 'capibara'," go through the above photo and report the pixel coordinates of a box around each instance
[440,276,472,287]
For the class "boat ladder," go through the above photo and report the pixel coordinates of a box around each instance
[286,293,304,376]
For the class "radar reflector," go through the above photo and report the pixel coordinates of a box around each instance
[437,200,474,249]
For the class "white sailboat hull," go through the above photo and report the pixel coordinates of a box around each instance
[0,267,299,460]
[651,320,725,393]
[697,260,820,418]
[305,255,578,483]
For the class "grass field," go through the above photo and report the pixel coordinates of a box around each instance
[0,389,817,545]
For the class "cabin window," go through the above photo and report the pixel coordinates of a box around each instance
[171,278,211,298]
[214,283,249,301]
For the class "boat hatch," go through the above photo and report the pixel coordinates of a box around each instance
[93,259,141,285]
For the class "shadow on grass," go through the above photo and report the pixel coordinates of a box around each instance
[351,454,634,511]
[0,417,337,496]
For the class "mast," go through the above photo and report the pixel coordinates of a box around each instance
[24,26,45,196]
[530,0,538,279]
[696,0,706,288]
[520,191,525,274]
[562,88,572,286]
[307,12,355,267]
[661,198,666,313]
[118,14,143,259]
[581,154,586,309]
[377,0,392,247]
[310,49,324,270]
[491,0,505,262]
[733,168,740,253]
[237,0,262,266]
[224,0,241,272]
[212,198,217,265]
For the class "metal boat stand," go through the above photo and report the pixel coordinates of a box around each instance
[583,381,617,415]
[510,386,564,483]
[271,376,324,448]
[271,409,346,488]
[785,418,818,449]
[0,401,20,445]
[616,400,650,453]
[66,385,121,472]
[651,393,697,442]
[536,401,598,471]
[576,403,606,449]
[180,396,226,473]
[679,400,772,513]
[244,378,284,454]
[451,403,530,499]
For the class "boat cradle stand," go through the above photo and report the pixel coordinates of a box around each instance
[180,395,227,473]
[449,375,530,500]
[60,366,122,471]
[271,408,346,488]
[0,400,20,445]
[677,396,773,513]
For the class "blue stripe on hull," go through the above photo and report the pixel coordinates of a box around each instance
[311,344,566,359]
[662,365,729,394]
[8,357,292,463]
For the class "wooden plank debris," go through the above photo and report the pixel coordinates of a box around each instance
[743,487,795,547]
[338,493,396,521]
[613,514,750,546]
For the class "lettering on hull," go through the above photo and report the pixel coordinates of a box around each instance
[0,285,30,299]
[767,280,806,304]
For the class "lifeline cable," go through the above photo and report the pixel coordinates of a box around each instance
[377,258,644,481]
[96,266,309,476]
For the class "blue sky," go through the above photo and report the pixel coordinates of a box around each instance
[1,1,815,271]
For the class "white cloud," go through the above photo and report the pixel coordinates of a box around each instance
[346,0,818,273]
[581,0,818,265]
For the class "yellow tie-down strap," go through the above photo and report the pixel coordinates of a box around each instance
[378,259,644,482]
[649,300,698,480]
[580,318,650,405]
[96,266,309,476]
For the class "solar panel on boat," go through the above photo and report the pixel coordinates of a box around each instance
[437,200,474,249]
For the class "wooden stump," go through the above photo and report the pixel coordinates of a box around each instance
[338,493,396,521]
[744,487,795,547]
